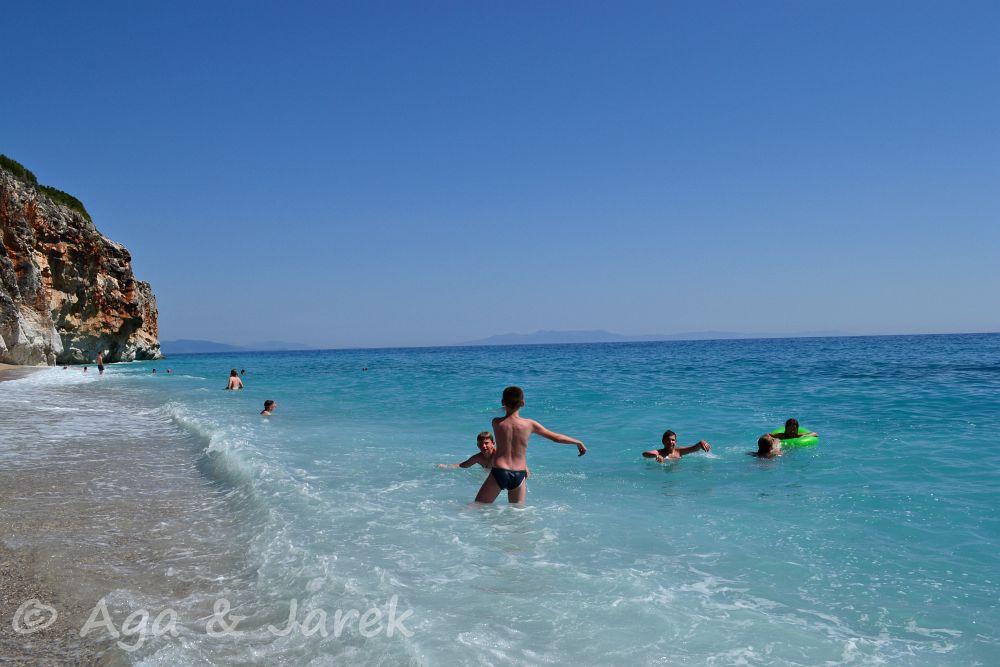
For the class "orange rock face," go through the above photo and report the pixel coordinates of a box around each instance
[1,169,161,365]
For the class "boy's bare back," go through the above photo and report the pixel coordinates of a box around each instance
[491,413,537,471]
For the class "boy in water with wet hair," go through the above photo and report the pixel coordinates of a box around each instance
[754,433,783,458]
[260,400,277,416]
[642,430,712,463]
[475,386,586,504]
[773,418,818,440]
[437,431,497,470]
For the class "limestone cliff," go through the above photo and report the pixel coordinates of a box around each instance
[0,157,161,365]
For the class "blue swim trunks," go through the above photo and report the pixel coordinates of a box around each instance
[490,467,527,490]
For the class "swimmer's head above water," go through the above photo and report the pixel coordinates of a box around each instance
[756,434,781,457]
[661,430,677,453]
[476,431,496,455]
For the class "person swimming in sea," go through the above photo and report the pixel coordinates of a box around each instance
[226,369,244,390]
[753,433,783,458]
[437,431,497,470]
[260,400,277,416]
[642,430,711,462]
[474,386,585,504]
[773,418,817,440]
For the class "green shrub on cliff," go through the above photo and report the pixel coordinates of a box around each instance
[38,185,91,221]
[0,154,39,185]
[0,153,92,221]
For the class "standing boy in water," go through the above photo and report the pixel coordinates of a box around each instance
[642,430,711,462]
[226,369,244,390]
[475,386,586,504]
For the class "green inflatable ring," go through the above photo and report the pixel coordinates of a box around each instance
[769,428,819,447]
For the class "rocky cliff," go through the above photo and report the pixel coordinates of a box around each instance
[0,157,161,365]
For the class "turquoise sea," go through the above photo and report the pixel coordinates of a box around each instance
[2,334,999,665]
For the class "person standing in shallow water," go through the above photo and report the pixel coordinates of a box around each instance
[96,352,105,375]
[226,369,244,390]
[474,386,586,504]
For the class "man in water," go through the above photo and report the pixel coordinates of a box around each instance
[642,430,711,462]
[437,431,497,470]
[773,418,818,440]
[474,386,586,504]
[260,400,277,416]
[96,352,105,375]
[226,369,244,390]
[754,434,783,458]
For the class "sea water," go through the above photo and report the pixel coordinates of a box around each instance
[1,334,998,665]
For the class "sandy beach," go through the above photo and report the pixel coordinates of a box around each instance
[0,363,43,380]
[0,365,250,664]
[0,365,106,664]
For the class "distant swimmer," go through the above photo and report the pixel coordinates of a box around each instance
[773,418,818,440]
[438,431,498,470]
[475,386,585,504]
[260,400,277,416]
[240,368,246,376]
[753,434,783,458]
[96,352,105,375]
[167,368,172,374]
[642,430,711,463]
[226,369,244,390]
[152,368,157,374]
[83,366,88,372]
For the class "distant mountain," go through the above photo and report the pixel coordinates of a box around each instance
[246,340,313,351]
[159,339,249,354]
[160,339,314,355]
[462,330,632,346]
[460,329,853,347]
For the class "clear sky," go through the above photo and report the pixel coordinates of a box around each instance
[4,1,998,348]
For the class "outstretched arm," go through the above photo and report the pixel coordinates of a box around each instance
[676,440,711,456]
[532,421,586,456]
[437,453,484,469]
[642,449,665,463]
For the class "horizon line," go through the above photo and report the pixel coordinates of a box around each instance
[159,330,1000,357]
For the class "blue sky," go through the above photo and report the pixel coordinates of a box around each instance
[3,1,998,348]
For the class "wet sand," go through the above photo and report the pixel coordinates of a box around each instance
[0,366,246,665]
[1,365,105,664]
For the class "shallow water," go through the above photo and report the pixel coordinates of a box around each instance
[2,334,999,665]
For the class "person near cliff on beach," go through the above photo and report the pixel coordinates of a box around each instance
[260,400,276,416]
[642,430,711,463]
[96,352,105,375]
[474,386,585,504]
[226,369,244,390]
